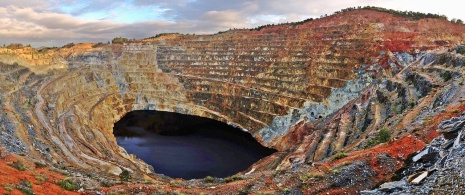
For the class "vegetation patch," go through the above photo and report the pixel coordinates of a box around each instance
[409,102,415,109]
[34,161,47,168]
[457,47,465,55]
[62,42,75,48]
[34,173,49,182]
[17,179,34,195]
[224,174,243,183]
[332,151,348,161]
[147,33,181,39]
[57,179,78,191]
[2,183,15,192]
[204,176,215,183]
[111,37,129,44]
[119,169,131,182]
[19,179,32,188]
[364,128,392,149]
[441,71,452,82]
[8,160,27,171]
[299,173,324,182]
[357,6,448,20]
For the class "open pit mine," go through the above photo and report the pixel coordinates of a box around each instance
[1,7,465,194]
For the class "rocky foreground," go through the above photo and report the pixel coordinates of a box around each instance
[363,112,465,194]
[1,7,465,194]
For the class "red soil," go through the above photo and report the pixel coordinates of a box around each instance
[0,154,80,195]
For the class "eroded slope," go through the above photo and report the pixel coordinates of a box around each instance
[1,9,465,194]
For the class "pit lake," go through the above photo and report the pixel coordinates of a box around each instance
[114,111,276,179]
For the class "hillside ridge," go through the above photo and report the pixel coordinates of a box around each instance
[0,7,465,194]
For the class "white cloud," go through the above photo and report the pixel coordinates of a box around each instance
[0,0,462,47]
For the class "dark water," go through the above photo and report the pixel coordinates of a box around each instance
[114,111,276,179]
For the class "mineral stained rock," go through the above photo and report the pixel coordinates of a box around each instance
[1,8,465,194]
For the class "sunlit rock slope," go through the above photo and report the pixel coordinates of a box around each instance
[1,8,465,194]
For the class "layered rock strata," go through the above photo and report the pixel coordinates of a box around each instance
[1,9,465,189]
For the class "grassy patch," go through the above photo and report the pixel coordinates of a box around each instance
[34,173,48,182]
[57,179,78,191]
[2,183,15,192]
[364,128,391,149]
[299,173,324,182]
[204,176,215,183]
[332,151,348,161]
[224,174,243,183]
[20,179,32,188]
[34,161,47,169]
[8,160,27,171]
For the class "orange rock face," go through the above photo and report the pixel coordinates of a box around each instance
[1,8,465,194]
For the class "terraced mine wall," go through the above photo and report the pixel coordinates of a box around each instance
[1,9,465,180]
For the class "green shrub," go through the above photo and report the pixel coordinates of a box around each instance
[2,183,15,192]
[457,48,465,55]
[300,173,324,181]
[332,151,348,161]
[225,174,243,183]
[204,176,215,183]
[34,173,48,182]
[34,161,47,168]
[8,160,27,171]
[111,37,129,44]
[57,179,78,191]
[119,169,131,182]
[409,102,415,109]
[100,180,115,187]
[62,42,75,48]
[364,138,378,149]
[441,71,452,82]
[364,128,391,149]
[378,128,391,143]
[314,174,324,179]
[231,174,242,180]
[20,179,32,188]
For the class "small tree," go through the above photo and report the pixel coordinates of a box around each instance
[204,176,214,183]
[6,43,23,49]
[379,128,391,143]
[111,37,129,44]
[119,169,131,182]
[441,71,452,82]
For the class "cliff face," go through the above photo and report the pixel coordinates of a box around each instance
[1,9,465,193]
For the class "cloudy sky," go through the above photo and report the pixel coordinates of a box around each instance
[0,0,462,47]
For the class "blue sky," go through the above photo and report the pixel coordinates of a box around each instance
[0,0,463,47]
[59,0,170,23]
